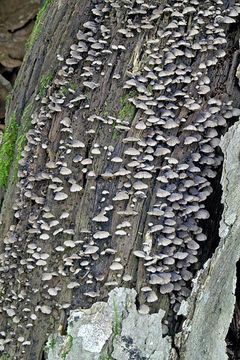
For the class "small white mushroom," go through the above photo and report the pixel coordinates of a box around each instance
[42,273,53,281]
[60,212,69,219]
[60,117,71,127]
[113,191,129,201]
[48,288,58,296]
[156,189,171,198]
[160,283,174,294]
[71,140,85,148]
[40,305,52,314]
[67,282,80,289]
[60,167,72,176]
[110,262,123,271]
[54,192,68,201]
[64,240,76,248]
[84,245,99,255]
[147,291,158,303]
[138,304,150,315]
[92,212,108,222]
[124,148,141,156]
[39,233,50,240]
[93,231,110,240]
[6,308,16,317]
[123,274,132,282]
[70,184,83,192]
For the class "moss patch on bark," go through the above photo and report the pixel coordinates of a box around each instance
[26,0,54,50]
[0,113,18,188]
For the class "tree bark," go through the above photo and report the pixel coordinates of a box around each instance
[1,0,240,359]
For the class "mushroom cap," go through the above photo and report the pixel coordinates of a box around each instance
[173,252,188,260]
[84,245,99,255]
[138,304,150,315]
[60,167,72,175]
[124,148,141,156]
[149,273,171,285]
[64,240,76,248]
[71,140,85,148]
[156,189,171,198]
[93,231,110,240]
[40,305,52,314]
[160,283,174,294]
[67,282,80,289]
[70,184,83,192]
[110,262,123,271]
[48,288,58,296]
[54,192,68,201]
[147,291,158,303]
[133,250,146,258]
[113,191,129,201]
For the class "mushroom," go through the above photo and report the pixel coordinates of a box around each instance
[160,283,174,294]
[54,192,68,201]
[40,305,52,314]
[84,245,99,255]
[71,140,85,148]
[93,231,110,240]
[67,282,80,289]
[64,240,76,248]
[138,304,150,315]
[70,184,83,192]
[60,167,72,176]
[48,288,58,296]
[147,291,158,303]
[110,262,123,271]
[133,250,146,258]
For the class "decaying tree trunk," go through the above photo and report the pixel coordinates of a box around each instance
[1,0,240,359]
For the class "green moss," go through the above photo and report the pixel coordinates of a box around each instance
[112,299,121,336]
[110,93,136,140]
[118,93,136,122]
[13,104,33,181]
[61,335,73,359]
[147,84,153,94]
[49,337,56,349]
[59,85,69,97]
[69,82,78,91]
[26,0,54,50]
[5,92,12,109]
[45,335,57,352]
[0,113,18,188]
[0,103,33,188]
[0,353,11,359]
[38,73,53,97]
[100,353,113,360]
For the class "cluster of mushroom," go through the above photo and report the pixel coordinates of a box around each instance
[81,0,240,314]
[0,0,240,354]
[0,0,119,353]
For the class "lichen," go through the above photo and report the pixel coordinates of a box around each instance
[26,0,54,50]
[0,113,18,188]
[38,73,54,97]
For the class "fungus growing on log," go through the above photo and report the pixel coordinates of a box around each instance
[0,0,240,357]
